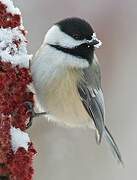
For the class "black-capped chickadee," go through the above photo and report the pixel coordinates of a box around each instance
[31,17,122,164]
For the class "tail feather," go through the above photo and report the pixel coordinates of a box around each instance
[104,126,123,165]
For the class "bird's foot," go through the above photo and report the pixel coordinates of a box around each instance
[23,101,48,129]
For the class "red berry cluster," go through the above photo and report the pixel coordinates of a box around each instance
[7,144,36,180]
[0,62,34,130]
[0,2,20,28]
[0,115,11,177]
[0,1,36,179]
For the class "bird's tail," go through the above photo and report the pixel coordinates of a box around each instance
[104,126,123,165]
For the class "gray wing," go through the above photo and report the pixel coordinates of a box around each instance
[78,55,105,143]
[77,55,123,163]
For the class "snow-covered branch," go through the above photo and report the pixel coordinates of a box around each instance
[0,0,36,179]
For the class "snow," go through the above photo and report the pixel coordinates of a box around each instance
[0,27,30,67]
[10,126,30,153]
[0,0,21,15]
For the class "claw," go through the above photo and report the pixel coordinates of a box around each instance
[26,118,33,129]
[23,101,35,117]
[24,101,48,129]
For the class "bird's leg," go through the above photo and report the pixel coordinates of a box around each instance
[24,101,48,128]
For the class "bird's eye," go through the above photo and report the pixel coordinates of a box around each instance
[72,34,79,39]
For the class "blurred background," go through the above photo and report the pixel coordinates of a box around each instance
[14,0,137,179]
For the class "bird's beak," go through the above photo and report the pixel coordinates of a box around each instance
[89,39,100,46]
[88,33,102,48]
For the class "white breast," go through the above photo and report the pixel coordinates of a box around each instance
[31,45,93,128]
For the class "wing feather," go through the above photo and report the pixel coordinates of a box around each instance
[78,81,104,143]
[77,55,123,163]
[78,55,105,143]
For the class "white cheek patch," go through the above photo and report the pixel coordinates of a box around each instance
[44,25,102,49]
[44,25,86,48]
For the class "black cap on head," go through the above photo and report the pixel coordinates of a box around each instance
[56,17,94,40]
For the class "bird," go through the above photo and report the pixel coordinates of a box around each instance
[31,17,123,164]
